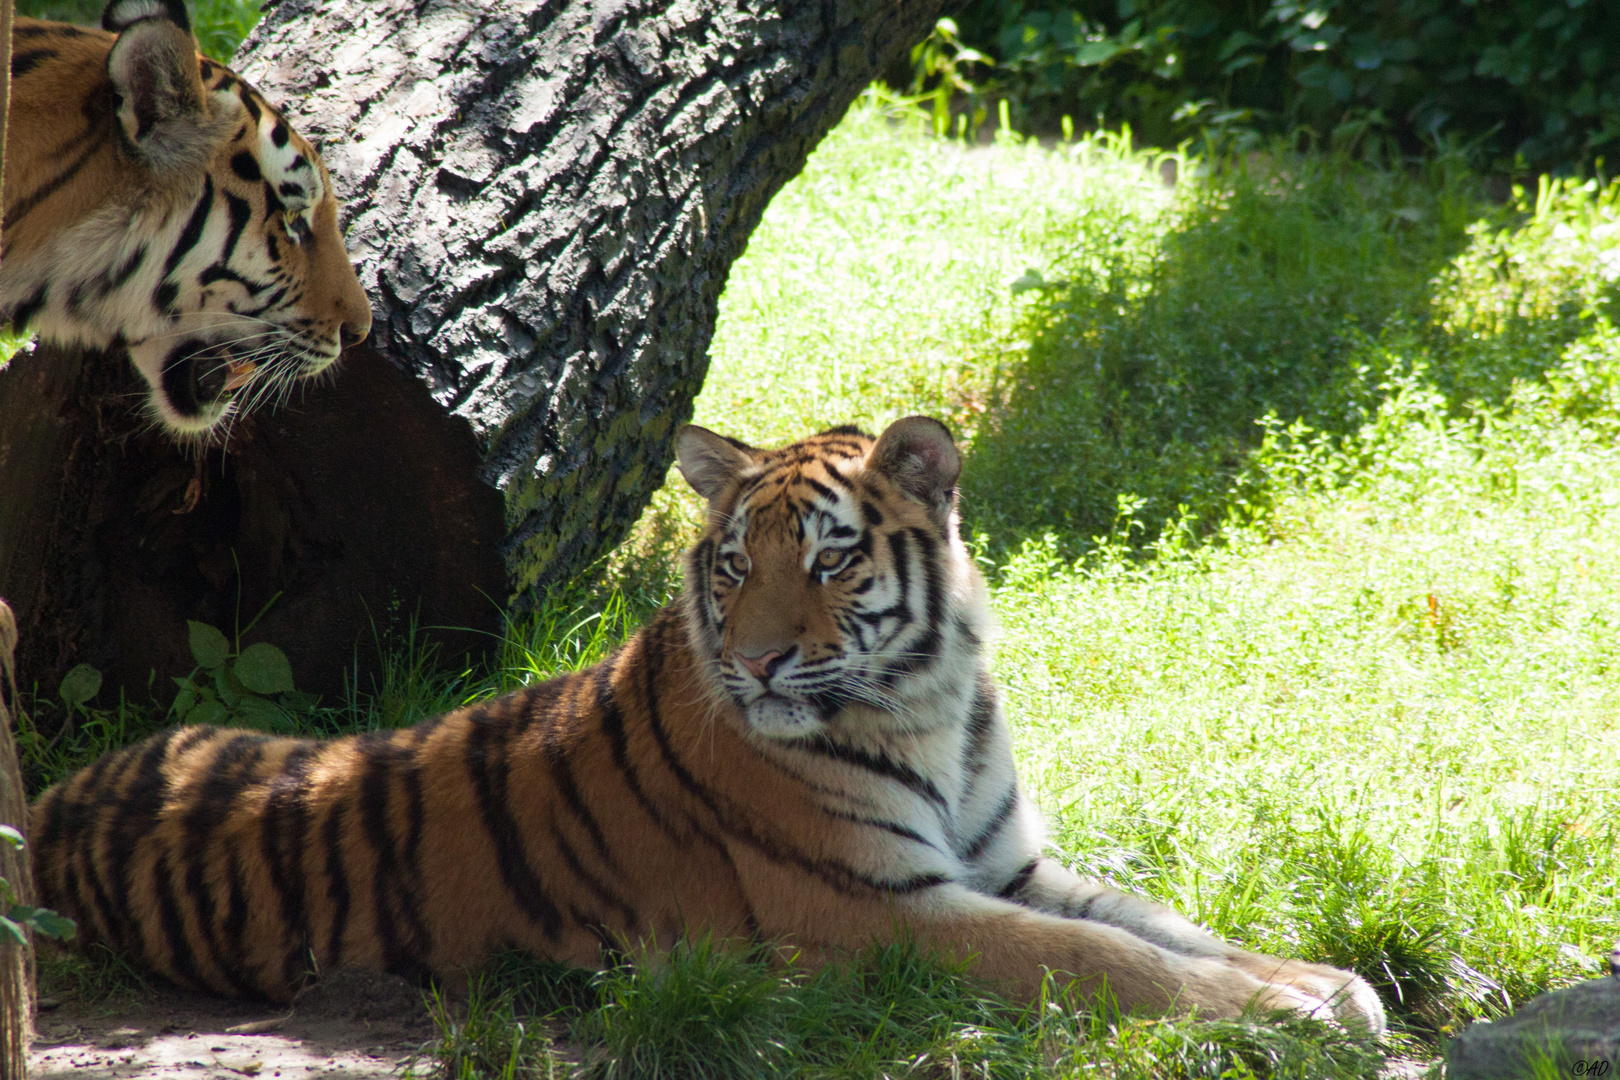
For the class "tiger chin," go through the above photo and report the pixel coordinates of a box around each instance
[29,416,1386,1034]
[0,0,371,435]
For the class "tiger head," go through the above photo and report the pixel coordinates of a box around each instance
[676,417,990,740]
[0,0,371,435]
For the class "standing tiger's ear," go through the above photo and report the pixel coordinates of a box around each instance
[676,425,756,501]
[867,416,961,525]
[104,0,236,174]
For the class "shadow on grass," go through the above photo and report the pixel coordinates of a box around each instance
[960,150,1617,558]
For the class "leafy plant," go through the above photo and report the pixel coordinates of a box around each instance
[0,828,75,946]
[56,664,102,718]
[170,621,313,731]
[910,17,995,137]
[944,0,1620,173]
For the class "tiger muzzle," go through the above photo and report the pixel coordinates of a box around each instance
[159,338,242,420]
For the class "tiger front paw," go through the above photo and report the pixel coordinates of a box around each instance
[1230,954,1387,1035]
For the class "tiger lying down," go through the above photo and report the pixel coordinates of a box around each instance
[31,417,1385,1031]
[0,0,371,434]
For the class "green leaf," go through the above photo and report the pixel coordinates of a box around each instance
[1218,30,1261,61]
[215,668,243,707]
[58,664,103,708]
[1075,39,1121,67]
[233,695,287,732]
[171,687,197,718]
[235,643,296,695]
[26,910,76,941]
[1295,60,1332,88]
[0,916,24,947]
[5,905,75,941]
[186,700,229,727]
[188,621,231,669]
[0,826,23,851]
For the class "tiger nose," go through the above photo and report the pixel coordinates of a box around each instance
[737,650,784,680]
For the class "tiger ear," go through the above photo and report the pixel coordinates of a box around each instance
[867,416,961,524]
[104,0,235,174]
[676,425,755,501]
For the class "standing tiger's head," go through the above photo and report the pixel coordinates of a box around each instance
[677,417,990,740]
[0,0,371,435]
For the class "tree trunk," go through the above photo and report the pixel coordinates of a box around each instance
[234,0,943,601]
[0,342,510,700]
[0,0,942,702]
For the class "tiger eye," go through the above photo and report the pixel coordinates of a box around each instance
[816,548,847,571]
[723,551,750,577]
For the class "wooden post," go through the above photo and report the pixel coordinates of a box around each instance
[0,0,39,1069]
[0,601,31,1080]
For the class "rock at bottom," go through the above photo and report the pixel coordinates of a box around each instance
[1447,976,1620,1080]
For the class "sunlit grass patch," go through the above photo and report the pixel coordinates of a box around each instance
[995,336,1620,1034]
[618,92,1178,582]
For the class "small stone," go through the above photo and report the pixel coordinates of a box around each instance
[1447,975,1620,1080]
[35,996,60,1011]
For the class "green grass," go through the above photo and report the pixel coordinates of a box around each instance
[574,97,1620,1075]
[16,31,1620,1078]
[421,942,1391,1079]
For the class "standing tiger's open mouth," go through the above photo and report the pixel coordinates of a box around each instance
[158,337,252,424]
[144,332,332,432]
[223,357,257,390]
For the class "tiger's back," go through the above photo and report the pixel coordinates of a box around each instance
[30,628,752,1000]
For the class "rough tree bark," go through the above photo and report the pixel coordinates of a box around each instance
[0,0,943,700]
[235,0,944,600]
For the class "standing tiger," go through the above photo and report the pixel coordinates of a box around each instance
[30,417,1385,1031]
[0,0,370,434]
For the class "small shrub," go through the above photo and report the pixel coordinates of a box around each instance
[169,621,314,732]
[942,1,1620,173]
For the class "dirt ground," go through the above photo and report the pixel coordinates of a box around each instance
[28,968,438,1079]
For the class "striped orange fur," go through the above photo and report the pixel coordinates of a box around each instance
[30,417,1385,1031]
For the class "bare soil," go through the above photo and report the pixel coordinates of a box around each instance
[28,968,437,1079]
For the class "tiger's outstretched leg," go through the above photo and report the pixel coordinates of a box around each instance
[999,856,1385,1032]
[728,845,1332,1022]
